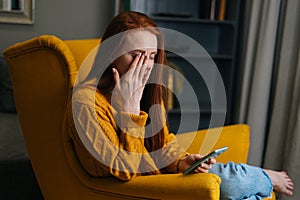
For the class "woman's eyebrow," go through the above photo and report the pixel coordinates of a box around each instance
[131,49,158,54]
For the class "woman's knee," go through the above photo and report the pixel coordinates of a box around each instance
[209,162,272,199]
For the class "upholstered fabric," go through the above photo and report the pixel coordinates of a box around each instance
[176,124,250,164]
[4,35,275,200]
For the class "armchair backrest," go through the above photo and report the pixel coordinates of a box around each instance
[4,35,100,198]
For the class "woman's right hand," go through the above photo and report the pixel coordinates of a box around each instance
[111,52,152,115]
[178,154,216,173]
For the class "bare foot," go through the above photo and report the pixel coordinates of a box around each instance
[263,169,294,196]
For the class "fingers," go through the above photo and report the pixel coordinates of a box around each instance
[134,52,147,78]
[199,162,211,170]
[130,53,145,77]
[129,53,142,72]
[193,163,209,173]
[208,157,216,164]
[112,68,120,84]
[194,154,216,173]
[133,52,152,86]
[142,65,152,85]
[137,52,146,69]
[140,62,152,85]
[138,52,148,74]
[126,52,147,82]
[113,52,152,100]
[112,68,123,96]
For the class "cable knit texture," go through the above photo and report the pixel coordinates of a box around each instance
[66,86,187,181]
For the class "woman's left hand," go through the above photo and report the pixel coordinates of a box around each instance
[178,154,216,173]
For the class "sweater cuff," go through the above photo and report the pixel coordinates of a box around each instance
[117,111,148,138]
[119,111,148,127]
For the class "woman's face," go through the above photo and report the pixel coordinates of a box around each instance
[112,30,158,77]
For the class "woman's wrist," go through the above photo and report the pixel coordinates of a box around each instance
[122,104,140,115]
[177,156,186,172]
[126,107,140,115]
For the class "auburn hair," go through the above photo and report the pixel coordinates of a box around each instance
[98,11,168,152]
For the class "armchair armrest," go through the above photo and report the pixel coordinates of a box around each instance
[176,125,276,200]
[86,173,221,200]
[176,124,250,163]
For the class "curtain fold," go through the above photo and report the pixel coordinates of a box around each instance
[236,0,282,166]
[263,0,300,199]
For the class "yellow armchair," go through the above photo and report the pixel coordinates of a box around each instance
[4,35,275,200]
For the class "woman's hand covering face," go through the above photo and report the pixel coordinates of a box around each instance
[111,52,153,115]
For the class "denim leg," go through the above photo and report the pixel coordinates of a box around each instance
[209,162,273,200]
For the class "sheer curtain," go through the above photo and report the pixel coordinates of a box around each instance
[235,0,281,166]
[236,0,300,199]
[263,0,300,199]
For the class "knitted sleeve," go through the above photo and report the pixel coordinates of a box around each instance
[160,125,189,173]
[70,97,160,181]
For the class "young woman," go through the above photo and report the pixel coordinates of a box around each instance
[66,11,294,199]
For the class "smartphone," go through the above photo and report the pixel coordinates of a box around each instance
[182,146,228,175]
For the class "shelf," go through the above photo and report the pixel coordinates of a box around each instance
[167,108,227,115]
[157,21,236,55]
[151,16,238,26]
[115,0,243,130]
[211,55,234,60]
[166,52,234,60]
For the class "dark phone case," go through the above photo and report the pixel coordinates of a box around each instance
[182,146,228,175]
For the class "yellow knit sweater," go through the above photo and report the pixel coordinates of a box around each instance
[66,86,187,181]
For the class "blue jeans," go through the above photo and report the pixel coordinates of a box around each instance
[209,162,273,200]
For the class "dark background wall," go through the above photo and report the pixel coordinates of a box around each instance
[0,0,114,53]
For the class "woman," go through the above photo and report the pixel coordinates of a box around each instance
[67,11,294,199]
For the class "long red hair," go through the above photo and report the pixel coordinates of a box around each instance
[98,11,168,152]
